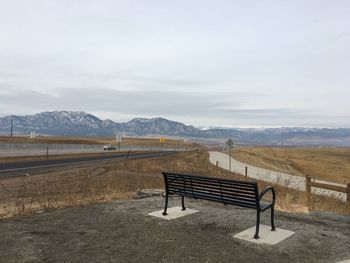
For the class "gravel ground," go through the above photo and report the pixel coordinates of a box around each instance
[0,196,349,263]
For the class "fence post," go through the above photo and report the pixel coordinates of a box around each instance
[347,183,350,209]
[216,161,219,167]
[245,166,248,179]
[305,175,311,208]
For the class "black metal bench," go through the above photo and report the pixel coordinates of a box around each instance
[162,172,276,239]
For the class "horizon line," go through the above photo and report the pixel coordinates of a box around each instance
[1,111,350,130]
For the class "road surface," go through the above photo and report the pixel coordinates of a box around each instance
[0,151,174,177]
[0,143,181,157]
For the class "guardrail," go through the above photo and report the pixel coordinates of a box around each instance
[0,143,191,157]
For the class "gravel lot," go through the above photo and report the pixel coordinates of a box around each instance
[0,196,349,263]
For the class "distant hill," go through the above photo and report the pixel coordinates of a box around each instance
[201,127,350,147]
[0,111,349,146]
[0,111,200,137]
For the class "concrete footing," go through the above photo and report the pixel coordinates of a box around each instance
[234,224,295,245]
[148,206,198,220]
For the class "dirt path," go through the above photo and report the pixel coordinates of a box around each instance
[209,151,347,201]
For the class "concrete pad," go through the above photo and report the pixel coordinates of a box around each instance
[148,206,198,220]
[337,260,350,263]
[234,224,295,245]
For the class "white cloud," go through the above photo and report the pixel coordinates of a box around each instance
[0,0,349,127]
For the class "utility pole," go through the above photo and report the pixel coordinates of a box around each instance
[10,120,13,137]
[196,148,200,164]
[226,139,234,174]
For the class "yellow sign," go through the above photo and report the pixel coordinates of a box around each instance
[160,138,166,143]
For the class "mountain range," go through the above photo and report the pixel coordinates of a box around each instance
[0,111,349,146]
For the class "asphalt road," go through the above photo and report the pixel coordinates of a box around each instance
[0,151,175,177]
[0,143,180,157]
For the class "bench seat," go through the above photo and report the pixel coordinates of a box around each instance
[162,172,276,239]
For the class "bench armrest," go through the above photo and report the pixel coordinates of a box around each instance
[259,186,275,204]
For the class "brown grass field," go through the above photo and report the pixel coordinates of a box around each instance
[0,149,349,218]
[0,135,196,148]
[232,147,350,184]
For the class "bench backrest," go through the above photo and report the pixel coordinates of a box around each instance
[162,172,259,209]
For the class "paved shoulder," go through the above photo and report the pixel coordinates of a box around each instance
[0,152,174,177]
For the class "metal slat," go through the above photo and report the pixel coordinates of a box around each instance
[221,189,256,199]
[167,187,257,206]
[221,197,257,208]
[167,177,256,192]
[218,192,256,203]
[168,180,256,195]
[163,173,256,187]
[187,178,254,188]
[168,187,222,199]
[169,189,225,203]
[221,184,256,194]
[171,176,256,189]
[190,191,257,209]
[167,183,256,200]
[187,180,256,193]
[168,192,220,202]
[164,172,256,186]
[168,181,256,196]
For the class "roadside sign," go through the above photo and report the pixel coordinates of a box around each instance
[116,134,122,142]
[226,139,234,148]
[116,134,122,152]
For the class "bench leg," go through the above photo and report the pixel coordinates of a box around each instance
[162,193,168,216]
[181,196,186,211]
[271,206,276,231]
[254,210,260,239]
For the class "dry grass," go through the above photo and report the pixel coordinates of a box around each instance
[232,147,350,184]
[0,150,348,218]
[0,135,196,148]
[0,151,209,218]
[0,166,160,218]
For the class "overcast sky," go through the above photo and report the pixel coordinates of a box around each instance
[0,0,349,127]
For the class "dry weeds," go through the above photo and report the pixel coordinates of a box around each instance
[0,150,348,218]
[0,135,196,148]
[232,147,350,183]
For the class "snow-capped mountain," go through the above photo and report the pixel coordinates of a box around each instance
[0,111,349,146]
[0,111,199,137]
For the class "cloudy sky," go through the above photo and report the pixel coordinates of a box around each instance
[0,0,349,127]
